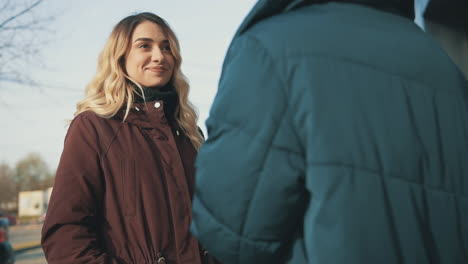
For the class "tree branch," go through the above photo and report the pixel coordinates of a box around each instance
[0,0,43,28]
[0,0,58,89]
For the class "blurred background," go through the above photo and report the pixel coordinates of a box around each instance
[0,0,467,263]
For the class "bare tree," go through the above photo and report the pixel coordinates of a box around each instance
[0,162,17,207]
[0,0,55,86]
[14,153,54,192]
[0,154,55,211]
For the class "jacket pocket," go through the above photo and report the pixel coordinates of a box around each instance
[121,159,136,217]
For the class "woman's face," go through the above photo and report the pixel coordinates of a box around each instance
[125,21,175,88]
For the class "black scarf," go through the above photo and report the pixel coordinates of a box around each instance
[133,83,179,120]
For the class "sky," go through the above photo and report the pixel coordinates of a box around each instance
[0,0,257,169]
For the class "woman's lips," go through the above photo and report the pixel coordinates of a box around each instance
[147,66,167,72]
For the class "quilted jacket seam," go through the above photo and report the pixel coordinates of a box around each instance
[308,161,468,199]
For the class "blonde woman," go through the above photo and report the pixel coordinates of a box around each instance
[41,12,217,264]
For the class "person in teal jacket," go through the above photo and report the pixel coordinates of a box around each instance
[191,0,468,263]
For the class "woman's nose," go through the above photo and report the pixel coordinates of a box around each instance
[152,48,165,62]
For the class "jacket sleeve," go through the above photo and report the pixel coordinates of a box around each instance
[41,114,121,264]
[191,35,308,264]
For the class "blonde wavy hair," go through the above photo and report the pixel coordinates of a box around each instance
[75,12,203,149]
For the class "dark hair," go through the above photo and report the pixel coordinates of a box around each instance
[424,0,468,35]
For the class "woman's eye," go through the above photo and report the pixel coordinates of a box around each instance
[138,43,150,49]
[162,45,171,51]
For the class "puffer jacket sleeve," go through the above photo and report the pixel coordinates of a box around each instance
[191,35,308,264]
[41,114,120,264]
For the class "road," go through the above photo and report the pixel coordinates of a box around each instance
[9,224,46,264]
[14,247,45,264]
[9,224,41,245]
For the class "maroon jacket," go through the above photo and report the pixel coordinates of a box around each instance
[42,100,216,264]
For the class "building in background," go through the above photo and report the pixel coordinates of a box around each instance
[18,188,52,220]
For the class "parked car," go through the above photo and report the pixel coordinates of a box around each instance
[0,217,14,264]
[0,213,16,227]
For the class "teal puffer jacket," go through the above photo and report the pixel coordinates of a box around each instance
[191,0,468,263]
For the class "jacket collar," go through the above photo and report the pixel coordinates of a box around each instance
[113,84,179,128]
[132,83,179,122]
[114,100,176,129]
[235,0,414,36]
